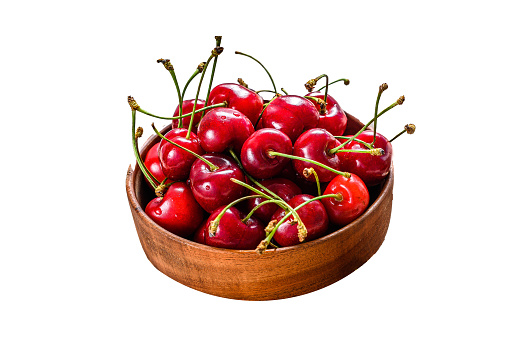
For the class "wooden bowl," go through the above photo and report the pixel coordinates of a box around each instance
[126,113,394,301]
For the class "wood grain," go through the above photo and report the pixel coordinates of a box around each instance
[126,113,394,300]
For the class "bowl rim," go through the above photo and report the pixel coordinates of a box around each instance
[126,117,394,256]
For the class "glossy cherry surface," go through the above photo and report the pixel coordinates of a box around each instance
[171,99,205,134]
[305,91,347,136]
[206,83,264,126]
[293,128,342,182]
[204,206,266,250]
[245,178,302,223]
[145,182,204,238]
[143,142,166,185]
[189,154,246,213]
[337,130,393,186]
[197,107,254,153]
[241,128,292,179]
[260,95,319,142]
[321,174,370,227]
[270,194,329,247]
[158,128,204,180]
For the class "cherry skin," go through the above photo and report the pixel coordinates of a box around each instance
[171,99,205,134]
[206,83,264,126]
[145,182,204,238]
[270,194,329,247]
[305,91,347,136]
[293,128,343,182]
[260,95,319,142]
[241,128,292,179]
[245,178,302,223]
[321,174,370,227]
[197,107,254,153]
[158,128,204,180]
[204,206,266,250]
[193,219,209,244]
[337,130,393,186]
[143,142,167,185]
[189,154,246,213]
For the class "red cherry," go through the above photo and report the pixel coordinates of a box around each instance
[305,91,347,136]
[240,128,292,179]
[204,206,265,250]
[206,83,264,126]
[143,143,166,185]
[145,182,204,237]
[292,128,342,182]
[337,130,392,186]
[260,95,319,142]
[321,174,370,227]
[189,154,246,213]
[245,178,302,223]
[158,128,204,180]
[270,194,329,247]
[197,107,254,153]
[171,99,205,134]
[193,219,209,244]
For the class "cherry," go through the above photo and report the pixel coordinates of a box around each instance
[203,206,265,250]
[337,130,392,186]
[245,178,302,223]
[321,174,370,227]
[157,128,204,180]
[189,154,246,213]
[193,219,208,244]
[171,99,205,134]
[305,91,347,136]
[240,128,292,179]
[197,107,254,153]
[292,128,344,182]
[270,194,329,247]
[260,95,319,142]
[145,182,204,238]
[143,142,167,185]
[206,83,264,126]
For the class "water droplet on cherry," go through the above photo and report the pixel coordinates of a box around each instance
[233,112,240,117]
[155,209,162,215]
[205,184,211,190]
[221,115,226,120]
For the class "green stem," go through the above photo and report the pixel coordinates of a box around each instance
[281,88,289,95]
[131,110,159,190]
[267,151,351,178]
[314,74,329,102]
[187,54,215,139]
[254,95,278,129]
[169,69,183,125]
[256,89,277,94]
[335,136,374,149]
[389,129,406,142]
[316,78,349,91]
[139,102,227,121]
[203,36,223,120]
[303,168,321,196]
[208,194,261,236]
[241,199,288,223]
[235,51,277,94]
[152,123,219,171]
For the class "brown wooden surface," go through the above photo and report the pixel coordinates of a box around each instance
[126,113,394,300]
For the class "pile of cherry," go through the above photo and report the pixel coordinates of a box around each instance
[129,37,415,254]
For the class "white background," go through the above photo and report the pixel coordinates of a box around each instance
[1,1,510,336]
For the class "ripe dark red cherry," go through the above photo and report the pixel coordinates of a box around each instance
[203,206,265,250]
[321,174,370,227]
[171,99,205,134]
[189,154,246,213]
[260,95,319,142]
[197,107,254,153]
[240,128,293,179]
[305,91,347,136]
[292,128,343,182]
[337,130,392,186]
[206,83,264,126]
[145,182,204,237]
[245,178,302,223]
[143,142,166,185]
[270,194,329,247]
[158,128,204,180]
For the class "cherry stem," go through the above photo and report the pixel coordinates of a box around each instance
[208,195,261,237]
[317,74,329,102]
[281,88,289,95]
[203,36,223,118]
[151,123,219,171]
[372,83,387,146]
[136,102,227,121]
[316,78,349,91]
[235,51,277,94]
[328,95,405,154]
[303,168,321,196]
[157,59,183,123]
[241,199,288,223]
[389,123,416,142]
[254,95,278,128]
[266,151,351,178]
[256,89,277,94]
[335,136,374,149]
[131,109,159,190]
[257,194,341,254]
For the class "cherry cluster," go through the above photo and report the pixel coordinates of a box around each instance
[129,37,415,254]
